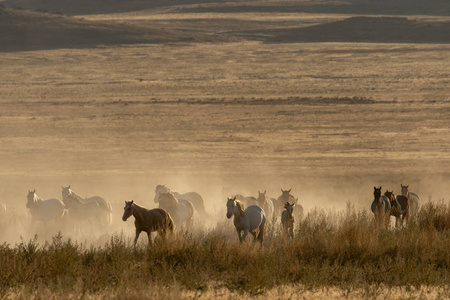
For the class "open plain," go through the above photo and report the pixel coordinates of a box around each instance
[0,0,450,298]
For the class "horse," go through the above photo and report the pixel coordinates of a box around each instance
[154,185,208,218]
[281,202,295,238]
[61,185,112,225]
[64,193,109,234]
[226,196,266,243]
[401,184,420,218]
[371,186,391,228]
[122,200,174,246]
[235,194,259,206]
[257,190,274,220]
[275,189,303,219]
[157,191,194,227]
[26,189,67,230]
[385,190,409,227]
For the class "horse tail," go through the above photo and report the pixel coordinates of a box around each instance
[257,214,266,243]
[166,212,175,233]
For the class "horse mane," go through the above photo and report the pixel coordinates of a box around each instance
[235,200,245,216]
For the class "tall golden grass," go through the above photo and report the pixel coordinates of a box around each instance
[1,200,450,298]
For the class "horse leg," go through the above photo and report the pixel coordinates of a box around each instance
[250,230,257,241]
[134,229,141,246]
[147,232,152,246]
[242,228,249,241]
[236,229,243,242]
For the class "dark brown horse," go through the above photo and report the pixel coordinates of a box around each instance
[122,200,174,246]
[384,190,409,227]
[281,202,295,239]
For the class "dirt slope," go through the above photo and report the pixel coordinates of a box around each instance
[0,7,208,51]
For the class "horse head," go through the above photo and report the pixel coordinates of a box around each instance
[284,201,295,219]
[154,184,169,203]
[400,184,409,197]
[279,188,292,201]
[122,200,134,221]
[226,196,238,219]
[257,190,266,205]
[26,189,37,208]
[384,190,395,204]
[373,186,382,202]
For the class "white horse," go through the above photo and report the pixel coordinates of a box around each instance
[401,184,420,218]
[226,196,266,243]
[26,189,67,230]
[61,185,112,225]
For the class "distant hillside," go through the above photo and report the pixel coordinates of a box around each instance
[2,0,449,17]
[252,16,450,44]
[0,7,205,51]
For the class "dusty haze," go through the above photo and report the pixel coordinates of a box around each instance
[0,0,449,246]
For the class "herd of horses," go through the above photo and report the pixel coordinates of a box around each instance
[371,184,420,228]
[0,183,420,245]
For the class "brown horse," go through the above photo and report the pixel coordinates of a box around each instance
[281,202,295,239]
[122,200,174,246]
[384,190,409,227]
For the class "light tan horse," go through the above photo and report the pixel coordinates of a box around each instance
[157,191,194,227]
[226,196,266,243]
[122,200,174,246]
[64,193,107,234]
[154,184,209,218]
[256,190,274,220]
[401,184,420,218]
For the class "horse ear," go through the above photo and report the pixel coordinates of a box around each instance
[33,189,35,193]
[281,189,283,193]
[379,186,382,190]
[406,185,409,188]
[233,196,236,201]
[131,200,134,204]
[264,190,266,194]
[288,188,292,193]
[68,185,70,189]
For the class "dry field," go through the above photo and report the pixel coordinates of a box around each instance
[0,0,450,298]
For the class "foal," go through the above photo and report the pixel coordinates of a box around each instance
[281,202,295,238]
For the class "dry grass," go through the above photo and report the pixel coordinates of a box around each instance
[1,201,450,298]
